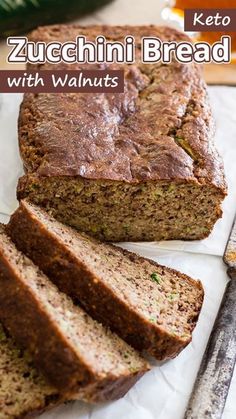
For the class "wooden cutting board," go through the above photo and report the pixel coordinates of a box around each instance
[204,63,236,86]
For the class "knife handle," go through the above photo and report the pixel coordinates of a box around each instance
[185,270,236,419]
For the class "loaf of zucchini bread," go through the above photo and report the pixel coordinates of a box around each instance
[7,201,204,361]
[0,225,149,403]
[17,24,227,242]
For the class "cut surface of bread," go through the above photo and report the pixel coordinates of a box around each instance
[8,201,204,360]
[17,24,227,242]
[0,224,149,402]
[0,324,62,419]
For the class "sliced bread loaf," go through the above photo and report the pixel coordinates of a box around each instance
[0,224,149,402]
[0,325,63,419]
[7,201,204,360]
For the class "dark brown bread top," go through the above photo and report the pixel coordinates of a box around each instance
[0,325,62,419]
[8,201,204,360]
[19,24,226,191]
[0,224,149,400]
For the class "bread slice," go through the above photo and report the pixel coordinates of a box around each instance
[0,324,63,419]
[0,224,149,402]
[7,200,204,360]
[17,25,226,242]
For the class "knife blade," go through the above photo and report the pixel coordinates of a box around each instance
[185,216,236,419]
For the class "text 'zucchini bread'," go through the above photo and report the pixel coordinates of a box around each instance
[17,24,227,242]
[7,201,204,361]
[0,225,149,403]
[0,324,63,419]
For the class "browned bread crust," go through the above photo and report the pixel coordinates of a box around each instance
[7,201,204,361]
[17,24,227,242]
[0,224,149,403]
